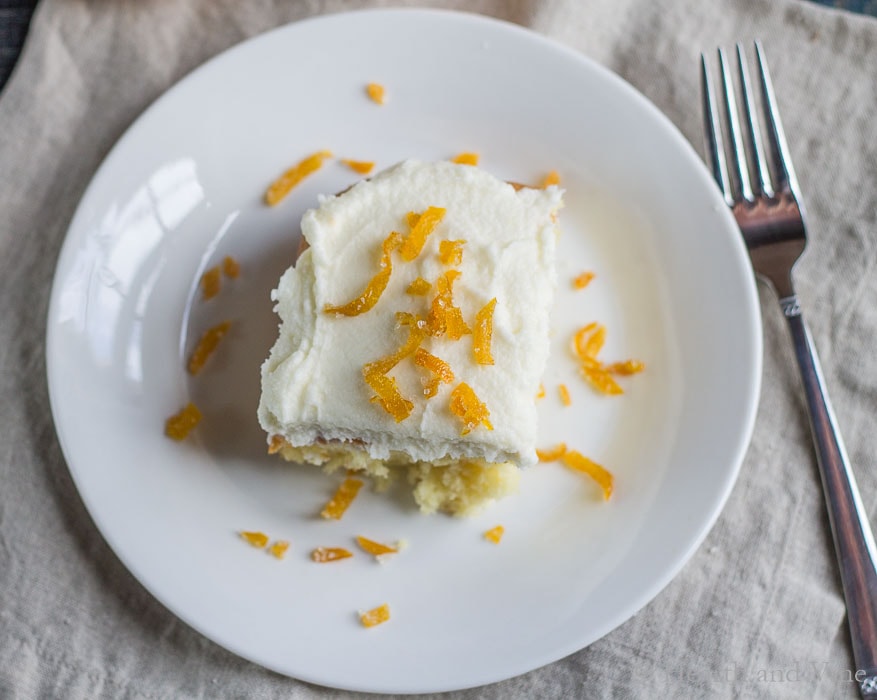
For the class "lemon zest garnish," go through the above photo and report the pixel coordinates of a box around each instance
[405,277,431,295]
[536,443,568,462]
[426,269,471,339]
[558,383,572,406]
[414,348,454,398]
[607,359,646,375]
[449,382,493,435]
[311,547,354,563]
[573,271,594,289]
[240,531,269,548]
[341,159,375,174]
[484,525,504,544]
[320,478,364,520]
[200,266,221,300]
[187,320,231,375]
[222,255,240,279]
[164,402,201,440]
[562,449,614,500]
[323,231,401,316]
[265,150,332,206]
[451,152,479,166]
[438,239,465,266]
[541,170,561,187]
[268,540,290,559]
[360,603,391,628]
[472,297,497,365]
[400,206,445,262]
[536,383,546,400]
[355,536,398,557]
[366,83,386,105]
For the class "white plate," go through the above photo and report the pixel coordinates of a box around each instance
[46,9,761,694]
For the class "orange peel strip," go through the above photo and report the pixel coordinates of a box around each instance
[324,231,401,316]
[484,525,505,544]
[581,365,624,395]
[366,83,386,105]
[187,320,231,375]
[400,206,445,262]
[341,159,375,174]
[562,449,614,500]
[558,383,572,406]
[449,382,493,435]
[406,277,431,296]
[607,359,646,375]
[451,152,479,166]
[473,298,497,365]
[438,239,465,266]
[536,443,568,462]
[164,402,201,440]
[355,536,398,557]
[414,347,454,398]
[573,271,595,290]
[268,540,290,559]
[360,603,391,628]
[312,546,354,563]
[200,266,221,300]
[541,170,561,187]
[240,531,269,548]
[222,255,240,279]
[265,150,332,206]
[320,477,364,520]
[426,269,471,339]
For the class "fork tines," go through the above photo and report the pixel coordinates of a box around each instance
[700,41,800,207]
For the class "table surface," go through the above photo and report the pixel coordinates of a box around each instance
[0,0,875,94]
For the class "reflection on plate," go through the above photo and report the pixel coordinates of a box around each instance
[46,9,761,694]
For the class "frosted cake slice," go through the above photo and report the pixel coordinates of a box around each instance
[258,159,563,515]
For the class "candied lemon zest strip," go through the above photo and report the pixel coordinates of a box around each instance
[240,531,269,548]
[400,206,445,262]
[364,371,414,422]
[438,239,465,266]
[581,366,624,395]
[451,152,479,166]
[414,348,455,398]
[187,320,231,375]
[541,170,561,188]
[312,546,354,563]
[324,231,401,316]
[265,150,332,206]
[405,211,421,229]
[268,540,290,559]
[406,277,431,296]
[200,266,221,300]
[449,382,493,435]
[341,159,375,174]
[573,271,594,289]
[366,83,386,105]
[165,402,201,440]
[536,443,568,462]
[558,383,572,406]
[360,603,391,628]
[222,255,240,279]
[355,536,398,557]
[484,525,505,544]
[607,359,646,375]
[426,269,471,339]
[321,477,364,520]
[536,383,546,400]
[473,297,497,365]
[562,449,614,500]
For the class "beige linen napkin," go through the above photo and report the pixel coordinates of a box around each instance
[2,0,876,697]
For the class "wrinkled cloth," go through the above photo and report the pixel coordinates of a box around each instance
[2,0,877,698]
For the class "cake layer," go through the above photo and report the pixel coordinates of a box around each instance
[258,159,562,468]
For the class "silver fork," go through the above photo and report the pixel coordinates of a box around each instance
[701,42,877,697]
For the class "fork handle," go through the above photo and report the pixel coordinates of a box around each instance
[782,295,877,696]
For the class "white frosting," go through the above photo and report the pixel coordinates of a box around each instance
[258,159,562,468]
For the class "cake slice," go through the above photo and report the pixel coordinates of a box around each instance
[258,159,563,515]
